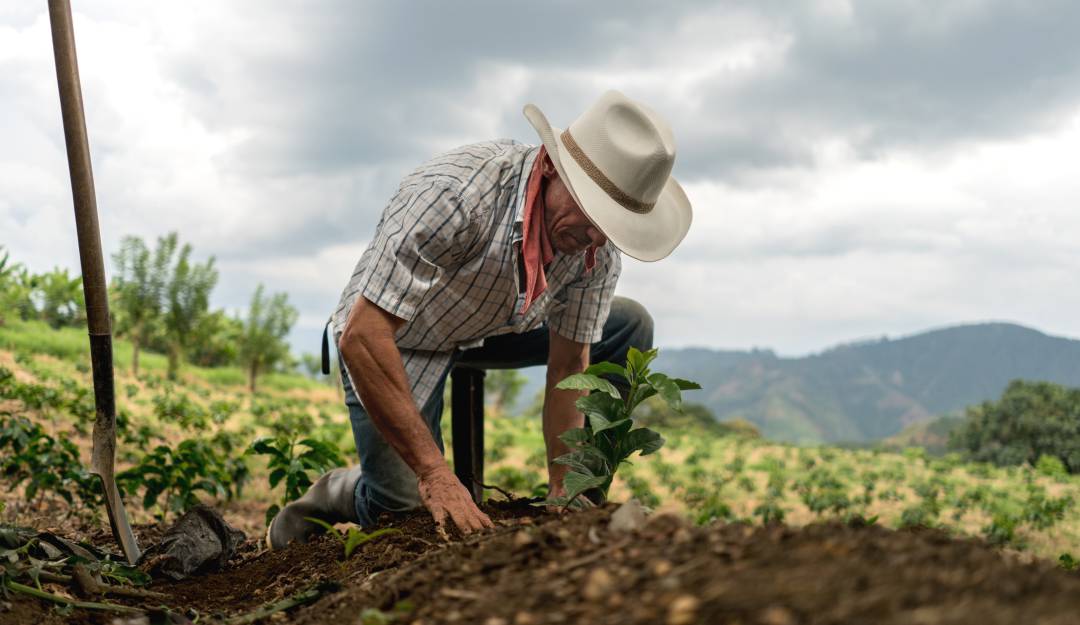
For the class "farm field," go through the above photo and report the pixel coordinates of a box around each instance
[2,320,1079,623]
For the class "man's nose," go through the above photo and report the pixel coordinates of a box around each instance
[586,226,607,247]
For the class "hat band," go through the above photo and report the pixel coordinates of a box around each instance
[560,130,655,214]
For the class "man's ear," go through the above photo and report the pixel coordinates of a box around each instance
[540,153,558,179]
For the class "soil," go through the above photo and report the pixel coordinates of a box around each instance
[3,500,1080,625]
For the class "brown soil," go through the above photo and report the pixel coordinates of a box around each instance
[3,501,1080,625]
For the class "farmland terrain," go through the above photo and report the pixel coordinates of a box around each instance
[516,322,1080,443]
[2,319,1079,623]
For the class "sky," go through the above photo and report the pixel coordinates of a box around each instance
[3,0,1080,358]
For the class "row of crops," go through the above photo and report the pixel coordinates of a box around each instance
[2,345,1079,568]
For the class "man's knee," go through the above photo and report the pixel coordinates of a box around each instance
[607,296,654,351]
[354,473,422,526]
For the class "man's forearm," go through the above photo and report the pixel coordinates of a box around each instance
[543,371,586,489]
[339,326,446,479]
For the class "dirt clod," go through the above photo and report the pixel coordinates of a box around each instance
[582,567,614,601]
[667,594,701,625]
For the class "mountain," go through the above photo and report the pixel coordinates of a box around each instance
[512,323,1080,444]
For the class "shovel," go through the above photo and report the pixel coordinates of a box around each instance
[47,0,141,565]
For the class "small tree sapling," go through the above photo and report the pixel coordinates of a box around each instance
[547,347,700,509]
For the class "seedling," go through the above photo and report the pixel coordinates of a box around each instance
[249,434,344,526]
[548,347,700,509]
[304,517,399,560]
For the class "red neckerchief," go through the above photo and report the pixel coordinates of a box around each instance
[520,146,597,314]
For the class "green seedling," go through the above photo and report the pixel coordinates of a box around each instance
[117,435,246,520]
[547,347,700,509]
[304,517,399,560]
[248,433,344,526]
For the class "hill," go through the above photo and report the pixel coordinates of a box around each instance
[518,322,1080,443]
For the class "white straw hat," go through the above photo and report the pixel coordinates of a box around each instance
[523,89,692,262]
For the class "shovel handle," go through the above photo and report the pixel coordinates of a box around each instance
[48,0,141,566]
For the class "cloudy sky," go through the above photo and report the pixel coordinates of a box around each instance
[3,0,1079,357]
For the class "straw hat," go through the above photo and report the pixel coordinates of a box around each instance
[523,89,692,262]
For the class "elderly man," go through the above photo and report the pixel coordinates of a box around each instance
[268,90,692,547]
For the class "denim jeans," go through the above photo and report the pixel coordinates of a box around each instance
[340,295,653,526]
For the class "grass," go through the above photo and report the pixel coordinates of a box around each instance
[0,319,322,393]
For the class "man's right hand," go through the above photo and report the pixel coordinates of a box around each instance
[417,464,494,537]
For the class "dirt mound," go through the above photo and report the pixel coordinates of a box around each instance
[3,501,1080,625]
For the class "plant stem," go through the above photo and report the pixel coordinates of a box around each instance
[225,584,330,624]
[4,579,143,614]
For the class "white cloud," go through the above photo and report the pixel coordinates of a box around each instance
[3,1,1080,359]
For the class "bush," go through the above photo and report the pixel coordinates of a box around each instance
[949,380,1080,473]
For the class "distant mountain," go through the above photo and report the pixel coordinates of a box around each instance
[512,323,1080,444]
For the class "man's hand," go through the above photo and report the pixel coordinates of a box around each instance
[417,465,493,537]
[340,297,493,537]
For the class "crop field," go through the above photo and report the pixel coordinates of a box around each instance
[2,320,1080,623]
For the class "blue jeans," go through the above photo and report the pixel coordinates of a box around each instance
[340,296,653,526]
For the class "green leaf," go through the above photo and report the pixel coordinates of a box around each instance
[671,378,702,391]
[265,504,280,527]
[552,453,594,475]
[558,428,590,448]
[587,412,612,432]
[576,392,624,421]
[590,414,631,435]
[648,373,682,412]
[626,347,659,380]
[619,428,665,458]
[563,471,608,501]
[584,361,628,381]
[343,527,399,559]
[248,437,286,460]
[303,516,343,542]
[555,373,620,399]
[268,467,287,488]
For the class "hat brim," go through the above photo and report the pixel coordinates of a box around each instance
[524,103,692,262]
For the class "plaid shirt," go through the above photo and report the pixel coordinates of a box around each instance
[331,139,621,410]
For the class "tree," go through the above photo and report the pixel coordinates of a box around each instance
[187,309,243,367]
[485,369,527,417]
[163,240,218,380]
[237,284,298,393]
[949,380,1080,473]
[0,247,31,326]
[34,267,85,329]
[111,234,176,375]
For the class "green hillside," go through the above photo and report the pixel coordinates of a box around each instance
[516,323,1080,443]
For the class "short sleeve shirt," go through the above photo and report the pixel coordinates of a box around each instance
[331,139,621,410]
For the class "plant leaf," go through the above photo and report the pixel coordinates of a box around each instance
[671,378,702,391]
[584,361,627,381]
[619,427,665,458]
[626,347,659,380]
[558,428,590,448]
[563,471,609,501]
[304,516,344,544]
[555,373,620,399]
[552,453,594,475]
[648,373,683,412]
[576,392,624,421]
[343,527,400,559]
[591,414,631,435]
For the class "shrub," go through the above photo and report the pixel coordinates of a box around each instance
[949,380,1080,473]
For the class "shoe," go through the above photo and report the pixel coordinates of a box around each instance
[266,465,363,550]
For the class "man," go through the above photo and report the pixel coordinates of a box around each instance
[268,90,692,547]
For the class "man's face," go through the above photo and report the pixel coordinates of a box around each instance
[542,159,608,255]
